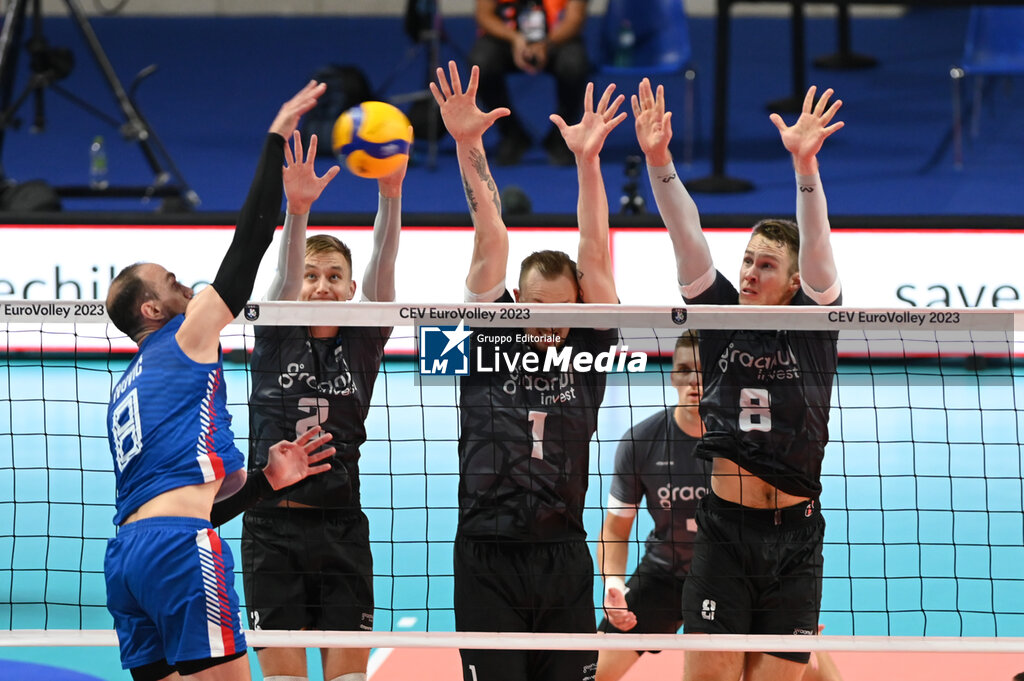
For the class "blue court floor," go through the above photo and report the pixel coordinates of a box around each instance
[3,344,1024,679]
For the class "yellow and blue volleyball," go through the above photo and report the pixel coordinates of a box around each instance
[332,101,413,178]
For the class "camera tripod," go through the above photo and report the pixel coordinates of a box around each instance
[0,0,199,208]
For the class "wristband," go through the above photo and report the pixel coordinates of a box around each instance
[605,576,627,599]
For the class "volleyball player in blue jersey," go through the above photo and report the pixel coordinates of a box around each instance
[103,83,336,681]
[241,129,405,681]
[635,77,843,681]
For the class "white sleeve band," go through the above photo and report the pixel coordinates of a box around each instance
[679,264,717,300]
[606,494,639,519]
[465,279,506,303]
[604,575,628,598]
[265,211,308,301]
[361,194,401,302]
[647,161,714,288]
[795,171,841,303]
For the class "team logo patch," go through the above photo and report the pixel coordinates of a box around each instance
[419,320,472,375]
[243,303,260,321]
[671,308,688,325]
[701,598,716,621]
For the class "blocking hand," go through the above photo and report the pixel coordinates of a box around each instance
[549,82,627,162]
[632,77,673,167]
[429,61,510,144]
[269,80,327,140]
[283,131,340,215]
[770,85,844,173]
[264,425,335,491]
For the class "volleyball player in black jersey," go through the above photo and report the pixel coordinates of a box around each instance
[430,61,622,681]
[635,78,843,681]
[595,332,708,681]
[241,131,405,681]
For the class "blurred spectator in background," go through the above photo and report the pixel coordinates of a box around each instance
[470,0,589,166]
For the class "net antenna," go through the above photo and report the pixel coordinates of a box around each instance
[0,0,200,209]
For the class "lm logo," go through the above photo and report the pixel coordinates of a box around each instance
[419,320,472,375]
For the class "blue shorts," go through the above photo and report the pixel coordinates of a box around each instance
[104,517,247,669]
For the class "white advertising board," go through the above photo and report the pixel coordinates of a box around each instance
[3,222,1023,352]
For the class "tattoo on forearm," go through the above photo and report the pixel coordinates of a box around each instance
[468,148,501,216]
[461,172,478,213]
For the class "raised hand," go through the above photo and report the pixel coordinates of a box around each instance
[263,425,335,491]
[632,77,673,167]
[770,85,844,174]
[283,131,340,215]
[549,82,627,162]
[603,582,637,632]
[269,80,327,140]
[429,61,510,143]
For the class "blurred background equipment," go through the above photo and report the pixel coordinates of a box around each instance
[950,6,1024,168]
[0,0,198,210]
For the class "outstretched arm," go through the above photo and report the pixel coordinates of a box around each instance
[361,152,408,302]
[634,78,714,295]
[770,86,843,300]
[431,61,511,300]
[550,82,625,304]
[178,82,326,361]
[210,426,335,527]
[267,131,341,302]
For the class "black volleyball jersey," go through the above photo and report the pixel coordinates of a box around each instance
[248,325,388,509]
[457,292,618,541]
[609,408,710,577]
[686,271,840,498]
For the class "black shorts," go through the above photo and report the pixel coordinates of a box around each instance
[598,557,684,645]
[681,491,824,664]
[454,536,597,681]
[241,507,374,633]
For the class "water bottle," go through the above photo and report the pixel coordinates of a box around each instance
[614,19,635,68]
[519,2,547,43]
[89,135,109,190]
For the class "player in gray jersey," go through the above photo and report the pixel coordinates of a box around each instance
[241,130,406,681]
[596,332,708,681]
[431,61,622,681]
[636,78,843,681]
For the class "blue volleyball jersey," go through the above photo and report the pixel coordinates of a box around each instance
[108,314,245,525]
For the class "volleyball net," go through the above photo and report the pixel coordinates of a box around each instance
[2,300,1024,654]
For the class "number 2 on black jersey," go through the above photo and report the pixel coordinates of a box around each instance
[296,396,329,436]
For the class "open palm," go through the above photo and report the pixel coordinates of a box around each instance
[430,61,509,143]
[770,86,844,162]
[282,131,339,215]
[550,82,627,161]
[632,77,673,162]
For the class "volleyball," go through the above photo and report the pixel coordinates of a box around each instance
[332,101,413,178]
